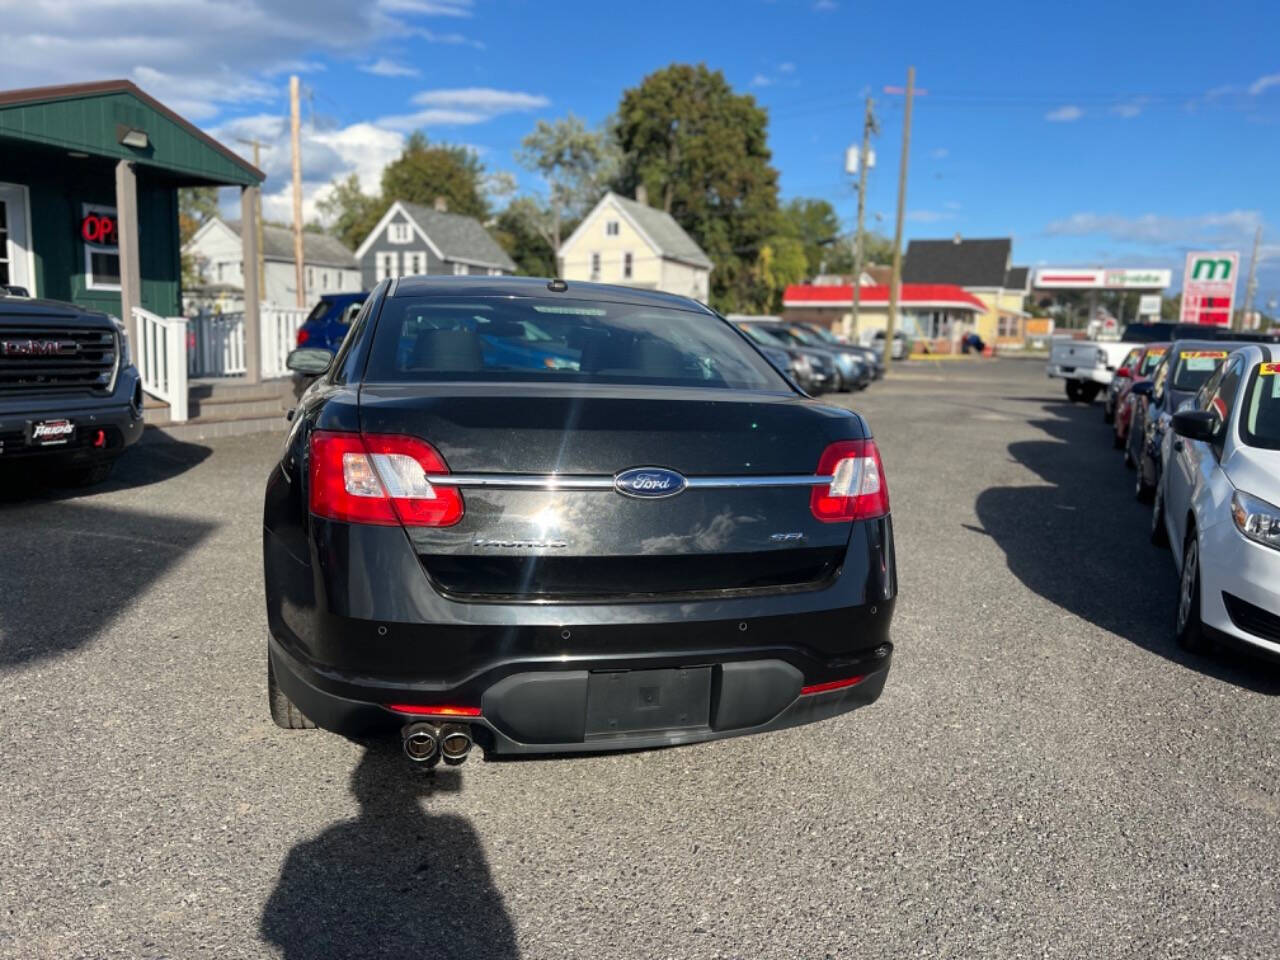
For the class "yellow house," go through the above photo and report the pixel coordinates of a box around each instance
[902,238,1028,345]
[558,189,712,300]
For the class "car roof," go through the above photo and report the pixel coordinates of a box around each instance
[0,295,110,321]
[389,275,714,315]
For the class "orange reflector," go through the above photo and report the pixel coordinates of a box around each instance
[386,703,481,717]
[801,675,864,695]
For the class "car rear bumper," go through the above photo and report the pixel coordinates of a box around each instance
[269,631,892,755]
[1047,363,1112,385]
[1198,522,1280,661]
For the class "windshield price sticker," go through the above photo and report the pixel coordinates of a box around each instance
[1259,363,1280,376]
[1181,351,1227,359]
[1147,347,1167,355]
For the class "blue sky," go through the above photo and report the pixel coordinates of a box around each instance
[6,0,1280,302]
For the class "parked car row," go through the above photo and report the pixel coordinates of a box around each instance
[1085,332,1280,663]
[732,317,884,396]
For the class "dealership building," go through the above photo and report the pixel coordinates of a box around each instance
[0,80,266,375]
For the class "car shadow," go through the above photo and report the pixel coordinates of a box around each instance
[259,744,519,959]
[0,501,217,670]
[975,397,1280,694]
[0,430,212,504]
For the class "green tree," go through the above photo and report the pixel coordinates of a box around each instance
[778,198,840,279]
[492,199,560,277]
[613,63,782,313]
[754,235,809,311]
[517,114,619,252]
[381,131,488,220]
[315,173,385,252]
[178,186,219,289]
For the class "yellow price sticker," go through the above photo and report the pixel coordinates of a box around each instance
[1259,363,1280,376]
[1181,350,1227,359]
[1147,347,1167,355]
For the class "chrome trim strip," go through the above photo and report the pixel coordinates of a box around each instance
[427,473,833,490]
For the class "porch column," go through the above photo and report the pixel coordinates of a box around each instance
[114,161,142,347]
[241,185,262,384]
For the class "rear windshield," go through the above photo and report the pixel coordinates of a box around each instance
[364,296,786,390]
[1241,363,1280,449]
[1172,349,1228,391]
[1141,347,1167,375]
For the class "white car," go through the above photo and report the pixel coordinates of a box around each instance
[1152,345,1280,658]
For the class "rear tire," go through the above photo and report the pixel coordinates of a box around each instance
[268,655,316,730]
[1065,380,1084,402]
[1175,530,1210,654]
[1150,482,1170,547]
[1134,459,1155,503]
[1080,383,1102,403]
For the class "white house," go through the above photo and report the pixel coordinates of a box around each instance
[558,189,712,300]
[184,217,362,308]
[354,198,516,287]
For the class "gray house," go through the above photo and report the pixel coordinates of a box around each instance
[354,198,516,287]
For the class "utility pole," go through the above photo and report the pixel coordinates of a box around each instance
[235,137,266,295]
[848,96,877,341]
[1238,224,1262,331]
[289,75,306,308]
[884,66,915,374]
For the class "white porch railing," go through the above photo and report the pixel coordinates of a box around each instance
[187,304,311,379]
[134,306,190,423]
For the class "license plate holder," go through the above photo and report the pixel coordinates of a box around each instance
[30,418,75,446]
[585,667,712,739]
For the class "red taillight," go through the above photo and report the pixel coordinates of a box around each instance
[308,430,464,527]
[810,439,889,522]
[801,675,865,695]
[386,703,482,717]
[296,328,310,346]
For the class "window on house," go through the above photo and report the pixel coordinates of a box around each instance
[590,252,601,280]
[623,252,633,279]
[389,222,412,244]
[488,267,501,276]
[82,203,121,291]
[307,267,314,288]
[377,251,399,280]
[453,262,467,276]
[321,270,329,290]
[605,220,620,236]
[998,315,1022,338]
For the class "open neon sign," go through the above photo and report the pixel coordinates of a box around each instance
[81,212,118,246]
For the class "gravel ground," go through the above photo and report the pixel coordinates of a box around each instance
[2,357,1278,960]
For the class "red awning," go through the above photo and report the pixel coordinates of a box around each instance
[782,283,987,312]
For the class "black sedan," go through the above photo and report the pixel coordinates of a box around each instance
[266,277,896,764]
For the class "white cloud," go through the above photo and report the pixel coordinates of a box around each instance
[1248,72,1280,95]
[750,73,772,88]
[360,57,421,78]
[409,87,550,110]
[0,0,482,119]
[1045,105,1083,122]
[930,147,949,160]
[907,209,956,223]
[376,108,494,131]
[1044,210,1263,248]
[944,201,962,211]
[778,62,796,74]
[1110,97,1147,118]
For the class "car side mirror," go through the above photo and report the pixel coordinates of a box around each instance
[1129,380,1154,397]
[286,347,333,376]
[1116,366,1132,378]
[1172,409,1221,443]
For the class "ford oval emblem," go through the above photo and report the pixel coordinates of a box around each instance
[614,466,687,499]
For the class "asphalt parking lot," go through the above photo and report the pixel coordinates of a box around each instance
[3,356,1278,960]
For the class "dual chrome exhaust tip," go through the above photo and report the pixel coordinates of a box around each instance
[401,721,474,765]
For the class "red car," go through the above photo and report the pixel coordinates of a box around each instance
[1113,343,1169,451]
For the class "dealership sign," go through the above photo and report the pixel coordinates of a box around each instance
[1180,251,1239,326]
[1033,268,1172,290]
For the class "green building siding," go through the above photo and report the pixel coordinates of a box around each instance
[0,90,258,187]
[9,148,180,317]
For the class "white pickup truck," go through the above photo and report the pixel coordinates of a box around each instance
[1048,322,1199,403]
